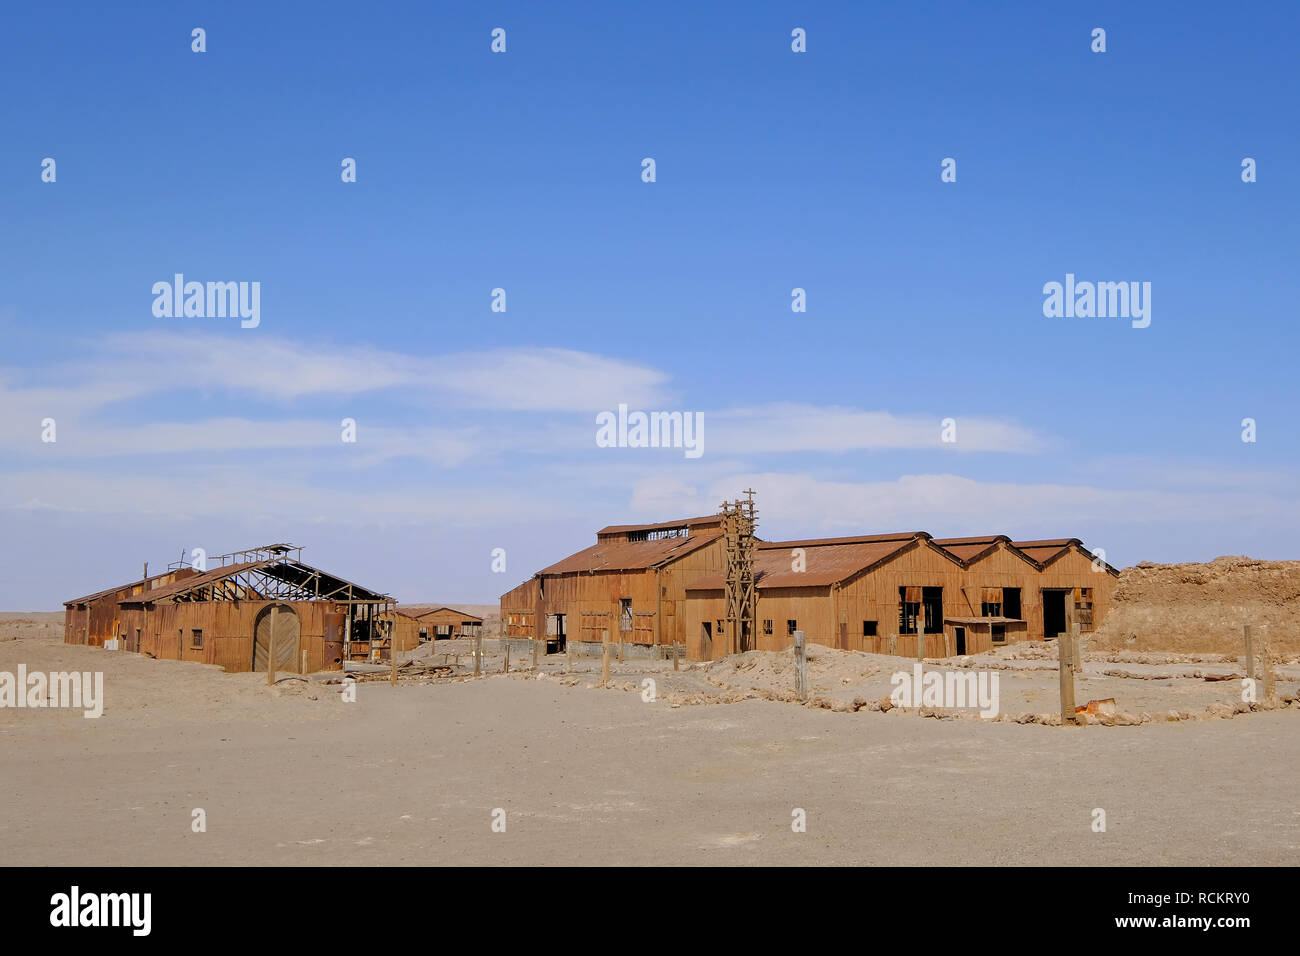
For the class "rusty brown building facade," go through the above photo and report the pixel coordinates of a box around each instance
[64,545,402,673]
[505,517,1118,661]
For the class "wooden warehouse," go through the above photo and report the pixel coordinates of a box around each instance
[682,532,1117,661]
[500,515,726,654]
[415,607,484,641]
[64,544,405,673]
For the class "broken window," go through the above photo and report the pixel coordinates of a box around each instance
[763,619,773,635]
[1003,588,1021,620]
[620,599,633,632]
[191,628,203,649]
[981,601,1002,618]
[863,621,877,636]
[786,620,797,636]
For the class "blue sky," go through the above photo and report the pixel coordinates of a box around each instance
[2,1,1297,608]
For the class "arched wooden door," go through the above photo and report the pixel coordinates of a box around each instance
[253,604,300,672]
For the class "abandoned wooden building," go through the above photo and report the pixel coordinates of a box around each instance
[415,607,484,641]
[500,515,726,654]
[64,544,405,673]
[502,514,1118,662]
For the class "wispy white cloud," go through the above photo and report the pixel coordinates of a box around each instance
[704,403,1046,454]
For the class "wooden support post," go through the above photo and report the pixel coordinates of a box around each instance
[618,633,624,663]
[794,630,807,700]
[1244,624,1255,681]
[673,641,680,671]
[1261,635,1276,703]
[474,632,483,678]
[1058,631,1077,725]
[266,605,278,687]
[301,649,307,675]
[503,643,510,674]
[916,629,925,662]
[601,640,611,686]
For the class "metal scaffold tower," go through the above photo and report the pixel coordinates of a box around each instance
[721,489,758,655]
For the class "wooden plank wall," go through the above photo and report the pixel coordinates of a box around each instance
[115,600,345,673]
[681,540,1119,661]
[497,536,727,649]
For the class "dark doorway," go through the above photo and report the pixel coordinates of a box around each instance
[701,621,713,659]
[1043,590,1067,638]
[954,626,966,655]
[555,613,566,653]
[922,587,943,633]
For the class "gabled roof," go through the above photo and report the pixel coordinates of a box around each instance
[932,535,1039,568]
[64,567,199,606]
[689,533,937,590]
[1011,539,1118,576]
[596,514,723,537]
[118,556,391,605]
[1011,539,1080,567]
[539,530,722,575]
[415,606,484,622]
[756,532,927,550]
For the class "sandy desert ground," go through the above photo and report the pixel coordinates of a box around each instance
[2,617,1298,866]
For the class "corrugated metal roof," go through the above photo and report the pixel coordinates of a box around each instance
[123,560,269,602]
[755,532,925,550]
[539,530,722,575]
[1011,539,1079,566]
[689,535,924,590]
[933,542,997,561]
[64,567,199,606]
[119,557,392,604]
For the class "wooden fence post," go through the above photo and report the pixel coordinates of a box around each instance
[1059,631,1077,725]
[503,643,510,674]
[1244,624,1255,681]
[1261,635,1276,703]
[673,641,680,671]
[794,630,807,700]
[602,640,611,686]
[474,632,483,678]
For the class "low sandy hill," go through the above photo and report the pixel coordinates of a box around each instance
[1090,556,1300,656]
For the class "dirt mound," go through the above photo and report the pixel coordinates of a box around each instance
[1091,556,1300,655]
[704,644,889,699]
